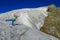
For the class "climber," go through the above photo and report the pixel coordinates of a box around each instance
[5,15,18,26]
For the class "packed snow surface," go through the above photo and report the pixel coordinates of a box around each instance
[0,6,58,40]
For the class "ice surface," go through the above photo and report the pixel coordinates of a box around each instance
[0,6,58,40]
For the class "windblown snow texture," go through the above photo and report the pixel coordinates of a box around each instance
[0,6,58,40]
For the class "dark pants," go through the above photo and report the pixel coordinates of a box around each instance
[6,19,15,26]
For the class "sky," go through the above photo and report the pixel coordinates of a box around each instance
[0,0,60,13]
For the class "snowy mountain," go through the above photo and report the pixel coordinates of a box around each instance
[0,6,58,40]
[0,6,48,29]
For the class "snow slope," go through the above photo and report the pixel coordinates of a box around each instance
[0,6,48,29]
[0,6,58,40]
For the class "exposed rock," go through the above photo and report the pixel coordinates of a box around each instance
[40,5,60,39]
